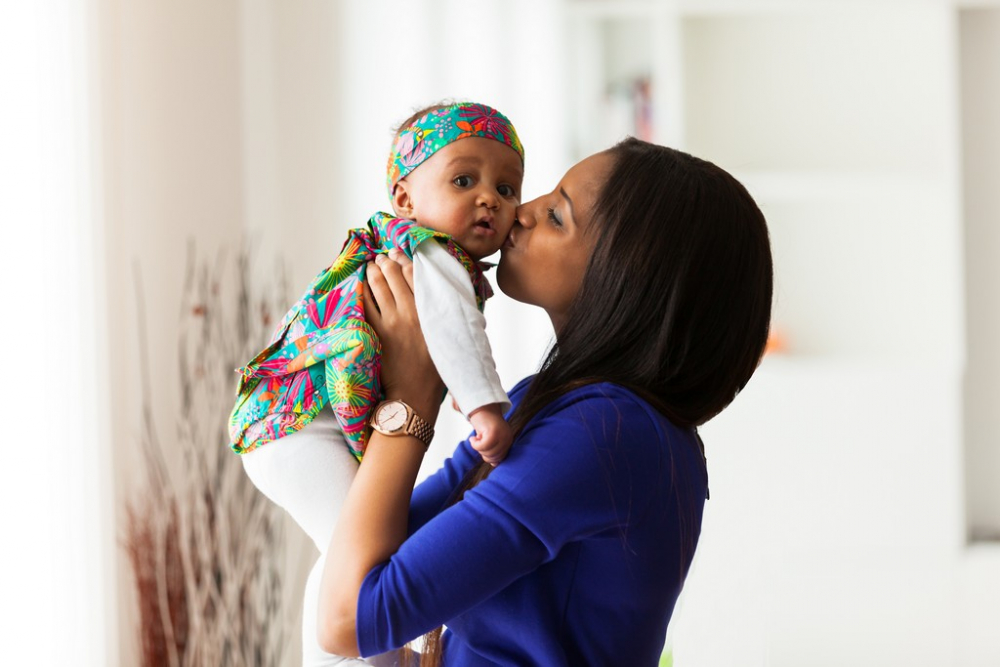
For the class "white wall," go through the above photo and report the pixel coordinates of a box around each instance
[676,359,969,666]
[0,1,115,664]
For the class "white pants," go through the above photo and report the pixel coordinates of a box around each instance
[242,409,393,667]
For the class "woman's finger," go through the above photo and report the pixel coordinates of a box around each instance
[376,253,416,313]
[386,248,416,291]
[366,258,396,314]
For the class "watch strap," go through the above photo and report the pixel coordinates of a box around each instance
[405,411,435,446]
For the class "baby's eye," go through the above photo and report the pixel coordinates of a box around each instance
[498,184,516,198]
[453,175,473,188]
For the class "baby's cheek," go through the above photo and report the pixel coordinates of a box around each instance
[498,213,517,236]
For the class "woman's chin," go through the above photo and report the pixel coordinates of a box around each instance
[495,260,513,298]
[494,262,528,307]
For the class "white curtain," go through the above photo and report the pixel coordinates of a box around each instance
[0,1,115,664]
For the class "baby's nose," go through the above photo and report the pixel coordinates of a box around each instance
[477,187,499,207]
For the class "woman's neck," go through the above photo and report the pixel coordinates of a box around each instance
[548,312,566,337]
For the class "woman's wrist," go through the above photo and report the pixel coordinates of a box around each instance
[381,388,442,429]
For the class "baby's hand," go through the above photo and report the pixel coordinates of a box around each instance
[468,404,513,467]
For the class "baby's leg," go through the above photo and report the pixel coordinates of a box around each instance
[241,408,357,551]
[241,409,382,666]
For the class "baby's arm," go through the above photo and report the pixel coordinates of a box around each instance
[412,242,512,461]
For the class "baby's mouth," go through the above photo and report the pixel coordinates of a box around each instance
[473,217,495,235]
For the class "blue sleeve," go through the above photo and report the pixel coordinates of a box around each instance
[407,436,479,535]
[357,385,666,656]
[406,376,535,535]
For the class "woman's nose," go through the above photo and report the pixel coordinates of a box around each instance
[514,204,536,228]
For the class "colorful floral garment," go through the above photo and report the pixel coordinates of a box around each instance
[228,212,493,460]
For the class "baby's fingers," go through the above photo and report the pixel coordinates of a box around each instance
[471,433,505,467]
[481,447,506,467]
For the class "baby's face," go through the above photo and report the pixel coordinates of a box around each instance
[393,137,523,260]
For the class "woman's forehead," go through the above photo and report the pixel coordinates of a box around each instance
[565,152,613,190]
[562,152,615,222]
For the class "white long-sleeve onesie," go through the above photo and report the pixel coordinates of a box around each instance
[411,240,511,416]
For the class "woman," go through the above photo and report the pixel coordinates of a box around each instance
[317,138,773,666]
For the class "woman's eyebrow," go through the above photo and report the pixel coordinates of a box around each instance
[560,187,575,221]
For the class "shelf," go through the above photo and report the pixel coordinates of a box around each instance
[568,4,963,361]
[569,0,974,18]
[732,169,949,204]
[567,6,684,158]
[766,195,961,361]
[568,0,668,19]
[569,4,955,172]
[681,8,954,173]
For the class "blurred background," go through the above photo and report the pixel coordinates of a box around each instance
[2,0,999,665]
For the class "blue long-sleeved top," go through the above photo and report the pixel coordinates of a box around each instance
[356,377,708,666]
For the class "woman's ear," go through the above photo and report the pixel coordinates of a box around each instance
[392,180,415,217]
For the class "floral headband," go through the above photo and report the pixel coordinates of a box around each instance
[386,102,525,197]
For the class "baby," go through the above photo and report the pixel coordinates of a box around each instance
[228,101,522,665]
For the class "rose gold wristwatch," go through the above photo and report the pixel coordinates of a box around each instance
[369,400,435,447]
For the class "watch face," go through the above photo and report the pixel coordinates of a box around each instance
[376,402,408,431]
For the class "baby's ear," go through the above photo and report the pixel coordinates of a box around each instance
[392,179,415,218]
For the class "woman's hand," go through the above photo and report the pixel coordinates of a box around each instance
[364,249,444,421]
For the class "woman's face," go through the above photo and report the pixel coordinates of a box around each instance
[497,151,614,333]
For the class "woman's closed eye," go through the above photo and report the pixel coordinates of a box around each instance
[547,207,563,227]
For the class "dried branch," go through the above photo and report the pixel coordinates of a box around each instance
[123,242,292,666]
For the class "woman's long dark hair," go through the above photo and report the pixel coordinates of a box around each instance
[416,137,773,666]
[475,137,772,487]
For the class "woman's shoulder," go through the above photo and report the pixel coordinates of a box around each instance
[513,377,671,422]
[506,375,535,404]
[508,377,692,454]
[485,379,703,537]
[555,381,656,407]
[508,375,650,402]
